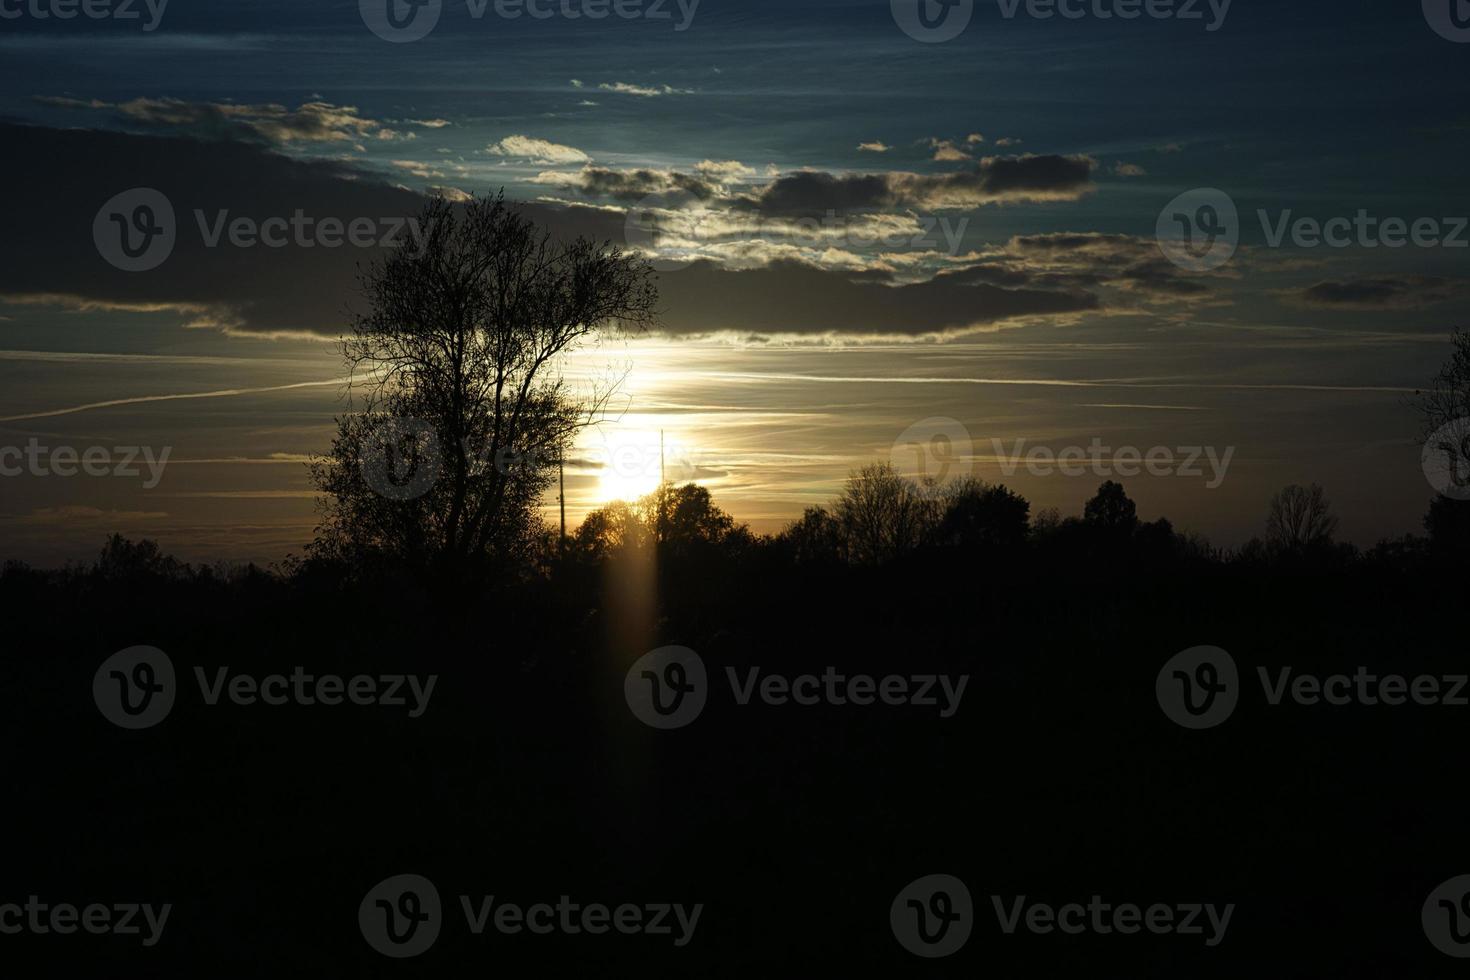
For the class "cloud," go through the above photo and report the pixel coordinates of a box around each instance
[694,160,755,179]
[35,95,400,144]
[540,156,1098,226]
[532,166,725,205]
[390,159,445,178]
[857,141,891,153]
[997,232,1222,302]
[0,122,629,337]
[1112,162,1147,177]
[0,123,1127,344]
[654,259,1099,339]
[428,185,473,202]
[488,134,591,164]
[598,82,693,97]
[750,155,1097,214]
[1285,276,1469,310]
[9,507,169,526]
[616,206,951,267]
[0,379,347,423]
[407,118,452,129]
[994,137,1022,147]
[929,139,973,162]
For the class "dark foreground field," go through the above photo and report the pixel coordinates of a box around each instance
[3,533,1467,978]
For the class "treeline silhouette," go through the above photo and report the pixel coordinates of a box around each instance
[7,468,1465,595]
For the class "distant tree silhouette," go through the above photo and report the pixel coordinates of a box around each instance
[1133,517,1178,560]
[1418,328,1470,553]
[95,534,188,581]
[777,506,846,565]
[834,463,933,565]
[1030,507,1062,539]
[640,483,746,557]
[936,477,1030,549]
[1425,490,1470,557]
[309,193,657,579]
[1265,483,1338,554]
[1083,481,1139,532]
[572,500,646,561]
[573,483,747,564]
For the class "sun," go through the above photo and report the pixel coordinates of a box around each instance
[595,428,667,503]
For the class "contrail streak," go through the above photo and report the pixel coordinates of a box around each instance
[0,378,347,422]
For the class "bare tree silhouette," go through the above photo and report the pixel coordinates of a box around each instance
[1265,483,1338,554]
[309,194,658,578]
[835,462,934,565]
[1419,329,1470,553]
[1418,328,1470,439]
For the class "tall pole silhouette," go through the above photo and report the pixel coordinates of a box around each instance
[558,448,566,555]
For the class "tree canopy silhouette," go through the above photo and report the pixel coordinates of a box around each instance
[1265,483,1338,555]
[1083,480,1138,532]
[834,462,935,565]
[309,194,658,579]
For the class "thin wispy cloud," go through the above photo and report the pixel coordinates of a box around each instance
[0,379,347,423]
[598,82,694,97]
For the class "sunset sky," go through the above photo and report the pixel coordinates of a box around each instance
[2,0,1467,565]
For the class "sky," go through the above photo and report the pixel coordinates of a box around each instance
[1,0,1467,566]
